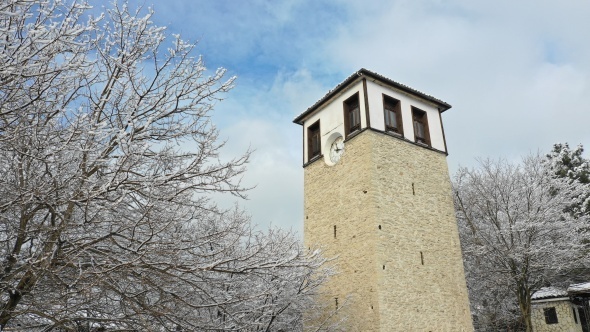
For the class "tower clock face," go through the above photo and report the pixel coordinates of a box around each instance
[329,136,344,164]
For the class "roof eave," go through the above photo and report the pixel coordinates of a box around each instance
[293,68,452,125]
[531,296,570,303]
[293,71,363,125]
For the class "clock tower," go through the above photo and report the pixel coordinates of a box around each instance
[294,69,474,331]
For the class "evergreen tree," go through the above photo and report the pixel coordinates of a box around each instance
[545,143,590,216]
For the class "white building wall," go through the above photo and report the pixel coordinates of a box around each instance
[302,81,365,164]
[302,78,448,165]
[365,80,447,153]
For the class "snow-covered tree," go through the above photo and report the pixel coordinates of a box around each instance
[0,1,332,330]
[545,143,590,216]
[454,155,589,332]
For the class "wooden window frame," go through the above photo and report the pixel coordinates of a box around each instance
[343,93,361,138]
[383,94,403,136]
[307,120,321,161]
[573,307,578,324]
[412,107,430,146]
[544,307,558,325]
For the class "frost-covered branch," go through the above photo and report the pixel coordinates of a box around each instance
[454,155,589,332]
[0,1,332,330]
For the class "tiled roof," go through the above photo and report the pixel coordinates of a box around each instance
[531,287,568,300]
[568,282,590,294]
[293,68,452,125]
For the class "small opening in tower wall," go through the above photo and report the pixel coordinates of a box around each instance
[412,183,415,195]
[420,251,424,265]
[335,297,339,310]
[334,225,337,238]
[378,225,381,230]
[383,265,385,270]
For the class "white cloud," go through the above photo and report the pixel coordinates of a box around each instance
[315,0,590,174]
[209,69,332,232]
[214,118,303,231]
[146,0,590,232]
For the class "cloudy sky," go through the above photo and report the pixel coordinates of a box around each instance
[135,0,590,233]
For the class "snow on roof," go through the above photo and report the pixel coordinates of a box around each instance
[531,287,568,300]
[568,282,590,294]
[292,68,452,125]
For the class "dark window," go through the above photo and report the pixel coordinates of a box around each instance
[574,307,578,324]
[544,307,558,325]
[307,120,321,160]
[383,95,403,135]
[412,107,430,146]
[578,308,588,331]
[344,93,361,136]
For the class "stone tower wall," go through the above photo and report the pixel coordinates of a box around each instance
[304,130,380,331]
[371,130,473,331]
[304,129,474,331]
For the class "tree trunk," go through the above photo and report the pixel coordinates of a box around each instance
[516,281,533,332]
